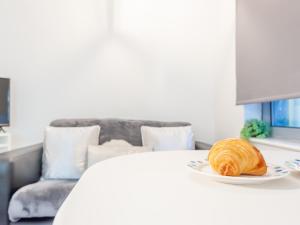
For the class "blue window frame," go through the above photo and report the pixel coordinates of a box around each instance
[271,98,300,128]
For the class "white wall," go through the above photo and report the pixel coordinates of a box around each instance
[0,0,229,147]
[213,0,244,141]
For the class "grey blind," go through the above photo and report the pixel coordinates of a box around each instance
[236,0,300,105]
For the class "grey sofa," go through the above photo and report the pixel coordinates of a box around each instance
[0,119,211,225]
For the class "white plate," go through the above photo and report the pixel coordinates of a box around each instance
[187,160,289,185]
[285,159,300,171]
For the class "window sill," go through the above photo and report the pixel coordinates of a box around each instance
[250,137,300,152]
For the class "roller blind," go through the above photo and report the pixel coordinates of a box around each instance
[236,0,300,105]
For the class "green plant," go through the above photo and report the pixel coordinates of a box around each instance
[240,119,271,139]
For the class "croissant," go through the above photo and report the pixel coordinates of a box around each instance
[208,138,267,176]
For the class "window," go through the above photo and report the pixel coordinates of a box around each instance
[271,98,300,128]
[244,99,300,140]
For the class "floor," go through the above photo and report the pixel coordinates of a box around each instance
[10,218,53,225]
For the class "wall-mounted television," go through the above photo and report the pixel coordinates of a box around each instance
[0,78,10,127]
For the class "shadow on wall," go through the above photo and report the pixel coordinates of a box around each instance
[64,0,166,113]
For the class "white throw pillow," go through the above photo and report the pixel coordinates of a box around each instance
[102,139,133,147]
[42,126,100,179]
[141,126,194,151]
[87,140,151,167]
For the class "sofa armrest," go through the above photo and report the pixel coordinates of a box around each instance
[0,160,11,225]
[195,141,212,150]
[0,144,43,225]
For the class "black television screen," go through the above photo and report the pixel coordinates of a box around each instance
[0,78,10,126]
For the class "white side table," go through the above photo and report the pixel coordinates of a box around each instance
[0,132,11,153]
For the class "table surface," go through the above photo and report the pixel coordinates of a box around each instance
[54,150,300,225]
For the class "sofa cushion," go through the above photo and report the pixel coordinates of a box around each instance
[50,119,191,146]
[8,180,76,222]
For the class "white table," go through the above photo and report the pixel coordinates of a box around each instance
[54,150,300,225]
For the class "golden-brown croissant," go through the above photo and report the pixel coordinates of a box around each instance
[208,138,267,176]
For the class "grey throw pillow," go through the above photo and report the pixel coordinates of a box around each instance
[8,180,76,222]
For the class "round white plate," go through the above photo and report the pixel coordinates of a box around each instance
[188,160,289,185]
[285,159,300,172]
